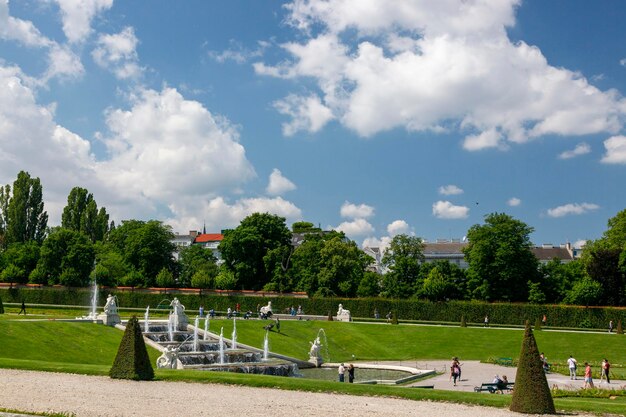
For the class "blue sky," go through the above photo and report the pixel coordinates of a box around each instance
[1,0,625,250]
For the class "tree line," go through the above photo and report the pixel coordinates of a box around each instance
[0,171,625,306]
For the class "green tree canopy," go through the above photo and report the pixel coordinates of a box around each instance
[3,171,48,246]
[178,244,218,288]
[37,228,95,286]
[61,187,109,242]
[219,213,291,290]
[380,234,425,298]
[106,220,175,287]
[464,213,539,302]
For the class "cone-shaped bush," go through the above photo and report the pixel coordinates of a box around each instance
[391,311,398,325]
[0,295,4,314]
[617,320,624,335]
[460,315,466,327]
[510,321,555,414]
[110,316,154,380]
[327,311,333,321]
[534,317,542,331]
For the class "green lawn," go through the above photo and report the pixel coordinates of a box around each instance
[1,312,625,416]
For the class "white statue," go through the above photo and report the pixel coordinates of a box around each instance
[336,303,351,322]
[170,298,185,315]
[259,301,273,316]
[309,337,322,358]
[103,294,117,315]
[156,345,179,369]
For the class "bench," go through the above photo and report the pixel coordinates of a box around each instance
[474,382,514,393]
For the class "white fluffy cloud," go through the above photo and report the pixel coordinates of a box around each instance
[273,94,334,136]
[601,135,626,164]
[507,197,521,207]
[54,0,113,43]
[258,0,626,146]
[0,0,53,47]
[340,201,374,219]
[44,44,84,81]
[432,200,469,219]
[92,27,143,79]
[387,219,410,236]
[547,203,600,218]
[438,184,463,195]
[558,142,590,159]
[266,168,297,196]
[335,218,374,237]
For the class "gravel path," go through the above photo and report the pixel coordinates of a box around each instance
[0,369,586,417]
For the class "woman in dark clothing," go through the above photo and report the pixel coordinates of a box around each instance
[347,364,355,383]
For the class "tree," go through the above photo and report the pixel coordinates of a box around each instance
[582,240,625,306]
[380,234,424,298]
[37,228,95,286]
[92,242,130,287]
[0,183,9,249]
[61,187,109,242]
[537,258,585,303]
[563,276,603,306]
[420,268,455,301]
[509,322,555,414]
[178,244,218,288]
[215,267,237,290]
[110,316,154,380]
[316,236,371,297]
[155,268,175,289]
[1,241,40,281]
[4,171,48,245]
[219,213,291,290]
[464,213,539,302]
[418,260,467,300]
[107,220,175,287]
[357,271,381,297]
[191,270,214,289]
[0,264,26,285]
[292,221,321,233]
[263,245,295,292]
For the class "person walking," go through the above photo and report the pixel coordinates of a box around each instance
[567,355,578,380]
[603,359,611,384]
[484,315,489,327]
[608,320,614,333]
[338,363,346,382]
[18,300,26,315]
[275,317,281,333]
[584,362,594,389]
[347,364,355,383]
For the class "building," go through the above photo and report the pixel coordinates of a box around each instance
[171,230,198,260]
[193,233,224,263]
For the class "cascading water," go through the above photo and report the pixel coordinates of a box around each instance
[193,317,199,352]
[168,314,174,342]
[263,330,269,361]
[144,306,150,332]
[317,329,330,363]
[219,327,225,364]
[203,317,209,341]
[231,318,237,350]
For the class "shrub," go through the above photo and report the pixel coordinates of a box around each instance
[617,320,624,335]
[391,311,398,325]
[1,264,27,284]
[155,268,174,289]
[110,316,154,380]
[534,317,542,331]
[0,294,4,314]
[215,269,237,290]
[510,322,556,414]
[460,315,466,327]
[191,270,214,289]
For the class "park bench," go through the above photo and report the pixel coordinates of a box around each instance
[474,382,514,393]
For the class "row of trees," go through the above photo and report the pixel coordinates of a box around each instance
[0,171,625,305]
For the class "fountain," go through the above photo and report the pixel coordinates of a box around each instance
[144,306,150,332]
[231,318,237,350]
[89,281,98,318]
[309,329,330,367]
[219,327,225,365]
[203,317,209,341]
[168,315,174,342]
[263,330,270,361]
[193,317,199,352]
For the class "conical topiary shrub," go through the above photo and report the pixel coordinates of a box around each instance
[327,311,333,321]
[617,320,624,335]
[110,316,154,380]
[391,311,398,325]
[534,317,542,331]
[510,321,555,414]
[460,315,466,327]
[0,295,4,314]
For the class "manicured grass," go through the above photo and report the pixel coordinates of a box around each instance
[214,318,626,378]
[1,312,625,416]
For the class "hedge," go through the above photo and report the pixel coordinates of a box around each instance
[1,287,625,329]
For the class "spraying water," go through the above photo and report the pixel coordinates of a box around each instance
[219,327,225,364]
[317,329,330,363]
[144,306,150,332]
[168,314,174,342]
[89,280,98,318]
[193,316,199,352]
[231,317,237,350]
[263,330,270,361]
[203,317,209,341]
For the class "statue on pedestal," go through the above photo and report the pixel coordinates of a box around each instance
[156,345,180,369]
[98,294,120,326]
[309,337,323,367]
[336,303,351,322]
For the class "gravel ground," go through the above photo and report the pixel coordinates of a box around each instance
[0,369,589,417]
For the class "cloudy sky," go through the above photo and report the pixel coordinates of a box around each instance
[1,0,625,248]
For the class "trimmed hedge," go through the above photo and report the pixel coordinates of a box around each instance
[110,316,154,381]
[2,287,626,329]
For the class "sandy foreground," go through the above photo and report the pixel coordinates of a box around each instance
[0,369,593,417]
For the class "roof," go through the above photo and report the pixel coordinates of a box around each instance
[531,246,574,261]
[423,242,468,255]
[194,233,224,243]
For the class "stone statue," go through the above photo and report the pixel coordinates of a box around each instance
[170,298,185,315]
[259,301,273,317]
[103,294,117,315]
[156,345,180,369]
[308,337,323,367]
[336,303,351,322]
[168,297,189,328]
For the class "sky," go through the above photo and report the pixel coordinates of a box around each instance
[1,0,625,250]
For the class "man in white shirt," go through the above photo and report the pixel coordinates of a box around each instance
[338,363,346,382]
[567,355,578,380]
